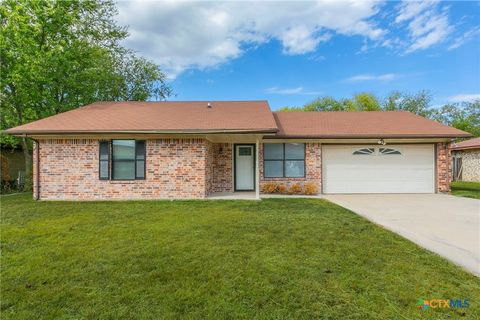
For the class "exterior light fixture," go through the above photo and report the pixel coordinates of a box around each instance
[377,139,386,145]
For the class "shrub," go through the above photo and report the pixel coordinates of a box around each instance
[277,184,287,194]
[262,183,278,193]
[304,182,318,195]
[261,183,289,194]
[288,183,303,194]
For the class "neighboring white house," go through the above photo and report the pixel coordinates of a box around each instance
[452,137,480,182]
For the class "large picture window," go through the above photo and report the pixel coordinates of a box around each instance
[264,143,305,178]
[99,140,145,180]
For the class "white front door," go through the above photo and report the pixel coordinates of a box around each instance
[322,144,435,194]
[235,145,255,190]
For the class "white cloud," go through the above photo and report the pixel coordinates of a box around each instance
[307,54,326,62]
[395,0,438,23]
[345,73,397,82]
[407,12,453,52]
[115,1,472,77]
[446,94,480,103]
[116,0,385,78]
[448,26,480,51]
[281,27,331,55]
[395,1,453,53]
[264,86,322,95]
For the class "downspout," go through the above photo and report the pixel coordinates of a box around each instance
[31,138,40,200]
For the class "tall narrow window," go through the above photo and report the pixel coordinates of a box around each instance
[112,140,135,180]
[285,143,305,177]
[264,143,305,178]
[264,144,284,177]
[99,141,110,180]
[135,141,146,179]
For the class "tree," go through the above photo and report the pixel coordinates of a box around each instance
[282,93,381,112]
[116,53,172,101]
[280,91,479,137]
[350,92,381,111]
[0,0,171,189]
[433,101,480,137]
[383,90,433,118]
[302,96,347,112]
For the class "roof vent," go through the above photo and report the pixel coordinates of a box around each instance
[207,102,212,108]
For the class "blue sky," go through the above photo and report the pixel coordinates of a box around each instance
[116,1,480,110]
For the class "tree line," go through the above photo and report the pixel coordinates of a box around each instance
[280,91,480,137]
[1,0,478,190]
[1,0,172,188]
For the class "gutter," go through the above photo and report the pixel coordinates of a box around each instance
[265,133,473,139]
[5,128,280,136]
[451,146,480,151]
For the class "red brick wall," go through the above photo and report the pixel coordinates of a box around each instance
[35,139,210,200]
[34,140,449,199]
[207,143,233,194]
[259,142,321,193]
[205,141,214,197]
[436,142,452,193]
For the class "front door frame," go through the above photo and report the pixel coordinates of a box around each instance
[234,143,256,191]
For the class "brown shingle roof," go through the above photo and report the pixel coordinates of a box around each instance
[271,111,471,138]
[451,137,480,150]
[5,101,278,134]
[5,102,471,139]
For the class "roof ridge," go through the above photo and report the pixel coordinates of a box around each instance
[93,100,270,103]
[5,100,278,135]
[273,110,409,114]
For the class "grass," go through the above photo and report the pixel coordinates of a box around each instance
[451,181,480,199]
[1,195,479,319]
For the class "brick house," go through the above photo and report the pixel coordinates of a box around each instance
[5,101,470,200]
[451,137,480,182]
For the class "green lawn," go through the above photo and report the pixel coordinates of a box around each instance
[451,181,480,199]
[1,195,479,319]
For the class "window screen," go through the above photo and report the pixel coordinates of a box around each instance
[135,141,146,179]
[112,140,136,180]
[264,143,305,178]
[101,140,146,180]
[99,141,110,180]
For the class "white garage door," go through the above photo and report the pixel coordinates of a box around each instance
[322,144,435,194]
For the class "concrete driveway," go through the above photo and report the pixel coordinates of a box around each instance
[323,194,480,276]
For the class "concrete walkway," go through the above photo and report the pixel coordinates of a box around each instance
[207,192,257,200]
[323,194,480,276]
